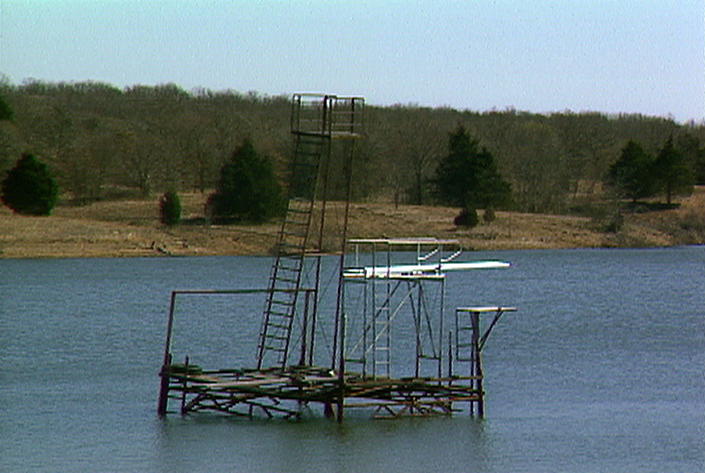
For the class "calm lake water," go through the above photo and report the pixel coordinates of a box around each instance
[1,247,703,472]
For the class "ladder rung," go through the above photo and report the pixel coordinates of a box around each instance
[269,303,294,317]
[278,253,303,260]
[271,269,299,278]
[295,147,322,155]
[277,249,304,257]
[269,297,295,307]
[282,231,306,239]
[298,136,325,143]
[270,272,301,281]
[266,334,288,341]
[279,241,304,249]
[267,308,293,316]
[284,219,308,227]
[275,264,301,273]
[273,277,299,284]
[286,207,311,214]
[264,345,284,353]
[277,252,304,260]
[270,296,294,305]
[298,143,324,150]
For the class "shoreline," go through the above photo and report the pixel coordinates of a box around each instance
[1,189,703,259]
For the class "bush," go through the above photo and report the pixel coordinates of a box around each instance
[159,191,181,225]
[483,207,496,223]
[1,153,59,215]
[454,206,479,228]
[603,211,624,233]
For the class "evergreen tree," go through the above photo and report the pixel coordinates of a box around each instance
[674,133,705,185]
[607,140,655,202]
[0,93,12,121]
[653,137,693,205]
[208,138,284,222]
[159,190,181,225]
[1,154,59,215]
[433,125,511,209]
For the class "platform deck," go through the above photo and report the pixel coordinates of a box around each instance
[161,365,483,420]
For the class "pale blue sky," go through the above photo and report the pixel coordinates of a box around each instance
[1,0,702,122]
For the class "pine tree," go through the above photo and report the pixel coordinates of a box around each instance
[1,154,59,215]
[434,125,511,209]
[208,138,285,223]
[607,140,655,202]
[653,137,693,205]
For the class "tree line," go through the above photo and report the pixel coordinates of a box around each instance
[608,138,694,206]
[1,78,703,216]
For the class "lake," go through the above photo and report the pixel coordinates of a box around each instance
[1,247,703,472]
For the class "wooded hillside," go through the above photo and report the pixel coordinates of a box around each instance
[1,79,703,215]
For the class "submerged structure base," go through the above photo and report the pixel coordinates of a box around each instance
[158,364,484,420]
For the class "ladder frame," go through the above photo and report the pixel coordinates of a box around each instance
[257,94,364,370]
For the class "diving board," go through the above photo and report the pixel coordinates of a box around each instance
[343,260,510,279]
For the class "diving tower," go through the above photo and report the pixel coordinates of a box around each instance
[157,94,516,421]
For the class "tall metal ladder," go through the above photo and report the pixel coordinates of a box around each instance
[256,132,329,369]
[257,94,363,370]
[371,248,392,378]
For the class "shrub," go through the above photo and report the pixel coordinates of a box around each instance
[454,206,479,228]
[483,207,496,223]
[1,153,59,215]
[159,191,181,225]
[603,211,624,233]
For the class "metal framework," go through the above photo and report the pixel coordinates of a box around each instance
[157,93,516,421]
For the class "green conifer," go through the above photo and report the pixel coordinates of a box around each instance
[1,154,59,215]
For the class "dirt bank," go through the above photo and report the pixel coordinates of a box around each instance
[1,188,703,258]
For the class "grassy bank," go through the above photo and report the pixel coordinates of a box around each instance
[1,188,703,258]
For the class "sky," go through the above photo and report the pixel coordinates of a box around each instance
[1,0,703,123]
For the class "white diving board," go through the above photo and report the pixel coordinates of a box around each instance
[343,261,510,279]
[456,306,517,313]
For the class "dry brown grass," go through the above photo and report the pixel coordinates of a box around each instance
[1,188,702,258]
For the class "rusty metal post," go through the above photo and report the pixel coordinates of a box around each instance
[471,311,484,417]
[157,291,177,416]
